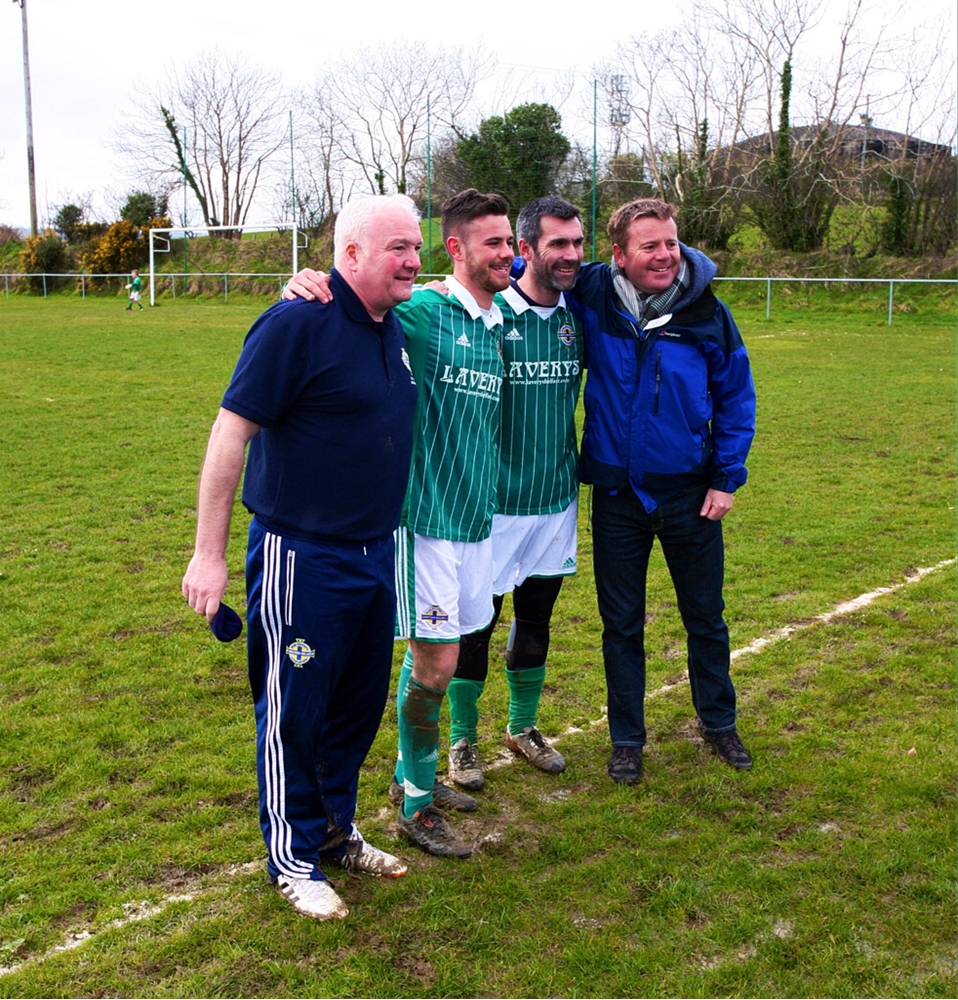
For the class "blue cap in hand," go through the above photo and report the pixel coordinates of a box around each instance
[210,602,243,642]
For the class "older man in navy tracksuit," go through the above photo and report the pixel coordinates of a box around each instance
[571,199,756,784]
[183,195,422,920]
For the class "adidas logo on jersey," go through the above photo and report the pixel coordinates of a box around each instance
[562,557,577,569]
[504,328,523,340]
[456,333,471,347]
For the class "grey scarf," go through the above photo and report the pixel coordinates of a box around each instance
[611,254,688,336]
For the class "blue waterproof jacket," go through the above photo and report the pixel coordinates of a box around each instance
[571,247,756,512]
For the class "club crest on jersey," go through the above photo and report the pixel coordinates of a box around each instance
[420,605,450,629]
[286,638,316,667]
[504,328,523,340]
[557,324,576,347]
[400,347,416,383]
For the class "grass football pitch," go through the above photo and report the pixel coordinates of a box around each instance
[0,294,955,998]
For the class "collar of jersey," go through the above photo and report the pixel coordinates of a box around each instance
[330,268,390,327]
[499,283,566,316]
[443,275,504,328]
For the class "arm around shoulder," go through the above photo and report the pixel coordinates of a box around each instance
[282,268,332,302]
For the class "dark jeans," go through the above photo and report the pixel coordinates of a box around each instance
[591,486,736,746]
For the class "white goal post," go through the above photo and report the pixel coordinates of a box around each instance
[147,224,304,305]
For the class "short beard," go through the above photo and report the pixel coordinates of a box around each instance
[529,255,579,292]
[464,256,510,295]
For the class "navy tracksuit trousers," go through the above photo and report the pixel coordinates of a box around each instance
[246,516,396,882]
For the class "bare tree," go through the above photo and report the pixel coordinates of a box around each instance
[595,0,955,252]
[312,41,493,197]
[872,11,957,256]
[409,130,472,207]
[271,94,352,236]
[115,50,289,231]
[593,20,759,247]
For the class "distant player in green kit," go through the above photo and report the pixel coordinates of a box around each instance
[445,197,585,789]
[125,269,143,311]
[284,190,514,859]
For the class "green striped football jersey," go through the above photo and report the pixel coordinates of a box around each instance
[395,277,504,543]
[495,284,584,515]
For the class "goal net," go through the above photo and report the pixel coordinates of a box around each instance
[147,224,307,304]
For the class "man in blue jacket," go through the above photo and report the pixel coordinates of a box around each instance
[572,199,756,783]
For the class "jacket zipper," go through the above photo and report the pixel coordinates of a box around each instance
[653,350,662,414]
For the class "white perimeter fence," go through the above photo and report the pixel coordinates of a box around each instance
[2,271,955,325]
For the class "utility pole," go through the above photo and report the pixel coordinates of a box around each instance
[609,75,632,205]
[12,0,38,236]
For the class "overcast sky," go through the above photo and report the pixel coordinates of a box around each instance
[1,0,954,232]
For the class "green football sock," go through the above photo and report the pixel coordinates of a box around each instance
[506,664,546,735]
[447,677,484,746]
[397,676,444,818]
[393,648,414,786]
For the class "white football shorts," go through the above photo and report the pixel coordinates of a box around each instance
[492,499,578,597]
[394,529,495,642]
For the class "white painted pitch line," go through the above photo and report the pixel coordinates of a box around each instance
[494,557,956,761]
[5,561,952,975]
[730,558,955,661]
[0,863,259,979]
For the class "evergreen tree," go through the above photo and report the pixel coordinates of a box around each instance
[457,104,571,216]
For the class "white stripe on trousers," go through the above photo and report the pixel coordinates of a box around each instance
[262,530,312,878]
[284,549,295,627]
[394,527,411,640]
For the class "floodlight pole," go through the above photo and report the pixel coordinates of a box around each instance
[181,126,188,278]
[289,110,298,275]
[591,80,597,263]
[426,96,432,262]
[12,0,38,237]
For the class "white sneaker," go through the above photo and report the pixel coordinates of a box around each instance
[275,875,348,920]
[341,827,408,877]
[448,737,484,790]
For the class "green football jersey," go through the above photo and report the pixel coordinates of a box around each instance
[395,277,504,543]
[495,284,584,516]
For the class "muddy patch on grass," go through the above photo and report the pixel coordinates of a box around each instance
[788,665,818,688]
[12,819,72,843]
[4,686,40,707]
[211,788,256,809]
[396,953,437,984]
[154,862,222,892]
[108,617,185,640]
[467,808,518,854]
[676,718,705,744]
[7,763,56,797]
[537,787,573,803]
